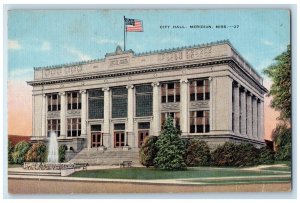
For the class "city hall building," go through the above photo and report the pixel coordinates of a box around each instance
[28,40,268,154]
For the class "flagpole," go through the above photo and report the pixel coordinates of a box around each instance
[123,16,126,51]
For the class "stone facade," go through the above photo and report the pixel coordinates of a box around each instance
[28,40,268,152]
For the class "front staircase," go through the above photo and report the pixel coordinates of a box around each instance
[69,148,141,166]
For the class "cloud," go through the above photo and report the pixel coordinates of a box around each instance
[92,37,122,45]
[40,41,51,51]
[65,46,92,61]
[261,39,274,46]
[8,40,22,50]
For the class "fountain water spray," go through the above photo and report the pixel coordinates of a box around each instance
[47,131,59,163]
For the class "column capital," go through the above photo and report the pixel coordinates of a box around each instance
[248,92,253,96]
[59,92,66,96]
[180,79,189,84]
[80,89,87,94]
[43,93,47,97]
[126,84,134,89]
[208,77,213,81]
[151,82,160,87]
[102,87,110,92]
[253,96,258,100]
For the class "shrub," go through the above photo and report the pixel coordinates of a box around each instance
[139,136,158,167]
[154,117,186,170]
[11,141,31,164]
[8,141,14,164]
[59,144,68,163]
[211,142,259,167]
[185,139,211,166]
[272,124,292,161]
[258,147,275,164]
[25,142,47,162]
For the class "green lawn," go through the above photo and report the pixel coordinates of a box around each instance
[70,167,284,180]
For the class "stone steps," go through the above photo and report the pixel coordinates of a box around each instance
[69,148,141,165]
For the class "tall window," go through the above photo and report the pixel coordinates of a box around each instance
[161,82,180,103]
[47,93,61,111]
[190,110,210,133]
[161,112,180,129]
[67,118,81,137]
[47,119,60,137]
[136,84,153,117]
[190,79,210,101]
[67,91,81,110]
[88,89,104,119]
[112,87,127,118]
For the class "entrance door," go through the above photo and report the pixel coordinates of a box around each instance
[138,130,149,148]
[114,131,125,147]
[91,132,102,148]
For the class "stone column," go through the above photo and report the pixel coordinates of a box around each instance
[59,92,66,138]
[102,87,111,147]
[246,92,253,138]
[80,90,87,138]
[152,82,161,136]
[180,79,189,136]
[257,100,264,141]
[240,88,247,137]
[42,94,47,137]
[126,85,135,147]
[233,83,240,136]
[252,96,258,140]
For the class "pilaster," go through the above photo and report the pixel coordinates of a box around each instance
[80,90,87,137]
[240,88,247,137]
[102,87,111,147]
[233,82,240,136]
[59,92,66,138]
[152,82,161,136]
[42,94,46,137]
[180,79,189,136]
[252,96,258,140]
[126,84,135,147]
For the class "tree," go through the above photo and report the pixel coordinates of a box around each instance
[139,136,158,167]
[8,141,14,164]
[263,45,291,122]
[154,117,186,170]
[272,123,292,161]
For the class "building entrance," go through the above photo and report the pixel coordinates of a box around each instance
[114,131,125,147]
[91,132,103,148]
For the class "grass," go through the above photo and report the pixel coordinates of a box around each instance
[70,167,283,180]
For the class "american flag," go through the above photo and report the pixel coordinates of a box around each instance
[125,18,143,32]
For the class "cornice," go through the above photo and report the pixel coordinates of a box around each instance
[28,58,267,94]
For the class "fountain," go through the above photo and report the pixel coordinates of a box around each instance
[23,131,78,175]
[47,131,59,163]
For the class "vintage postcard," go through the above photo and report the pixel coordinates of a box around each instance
[7,8,292,195]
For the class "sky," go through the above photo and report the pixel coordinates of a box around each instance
[7,9,290,139]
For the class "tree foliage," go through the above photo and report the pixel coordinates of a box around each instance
[59,144,68,163]
[139,136,158,167]
[263,45,291,121]
[185,139,211,166]
[272,123,292,161]
[8,141,14,164]
[154,117,186,170]
[11,141,31,164]
[25,142,47,162]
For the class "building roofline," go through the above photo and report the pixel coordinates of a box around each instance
[32,39,262,79]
